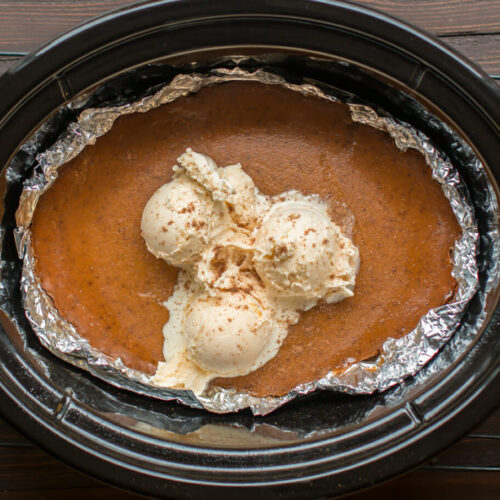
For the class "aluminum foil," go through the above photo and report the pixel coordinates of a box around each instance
[13,67,483,415]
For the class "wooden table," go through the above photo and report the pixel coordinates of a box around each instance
[0,1,499,498]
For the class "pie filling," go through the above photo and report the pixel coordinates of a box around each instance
[31,82,460,397]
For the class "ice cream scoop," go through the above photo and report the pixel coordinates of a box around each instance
[141,174,218,266]
[220,163,271,229]
[175,148,235,202]
[184,291,271,376]
[253,197,359,305]
[144,149,359,395]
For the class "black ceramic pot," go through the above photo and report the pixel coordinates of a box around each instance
[0,1,499,498]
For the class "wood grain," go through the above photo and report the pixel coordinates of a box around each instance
[430,437,500,468]
[473,405,500,436]
[0,0,499,53]
[445,34,500,75]
[0,419,30,446]
[0,446,96,491]
[0,488,143,499]
[348,470,500,500]
[356,0,500,35]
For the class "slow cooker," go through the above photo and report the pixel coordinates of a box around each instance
[0,1,498,498]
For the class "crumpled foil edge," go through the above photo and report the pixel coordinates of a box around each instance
[14,67,482,415]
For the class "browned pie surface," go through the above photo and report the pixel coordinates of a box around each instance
[31,82,460,396]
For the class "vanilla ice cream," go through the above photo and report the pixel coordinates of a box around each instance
[220,163,271,229]
[184,291,271,376]
[175,148,235,202]
[253,196,359,305]
[143,148,360,395]
[141,174,219,266]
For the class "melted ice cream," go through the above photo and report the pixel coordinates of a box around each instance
[142,148,359,394]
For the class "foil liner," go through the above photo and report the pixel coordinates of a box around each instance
[14,67,482,415]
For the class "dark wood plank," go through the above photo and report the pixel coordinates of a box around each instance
[0,446,98,491]
[348,470,500,499]
[0,0,499,54]
[356,0,500,35]
[430,437,500,468]
[0,0,131,53]
[0,487,144,499]
[0,418,31,446]
[472,406,500,436]
[445,34,500,75]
